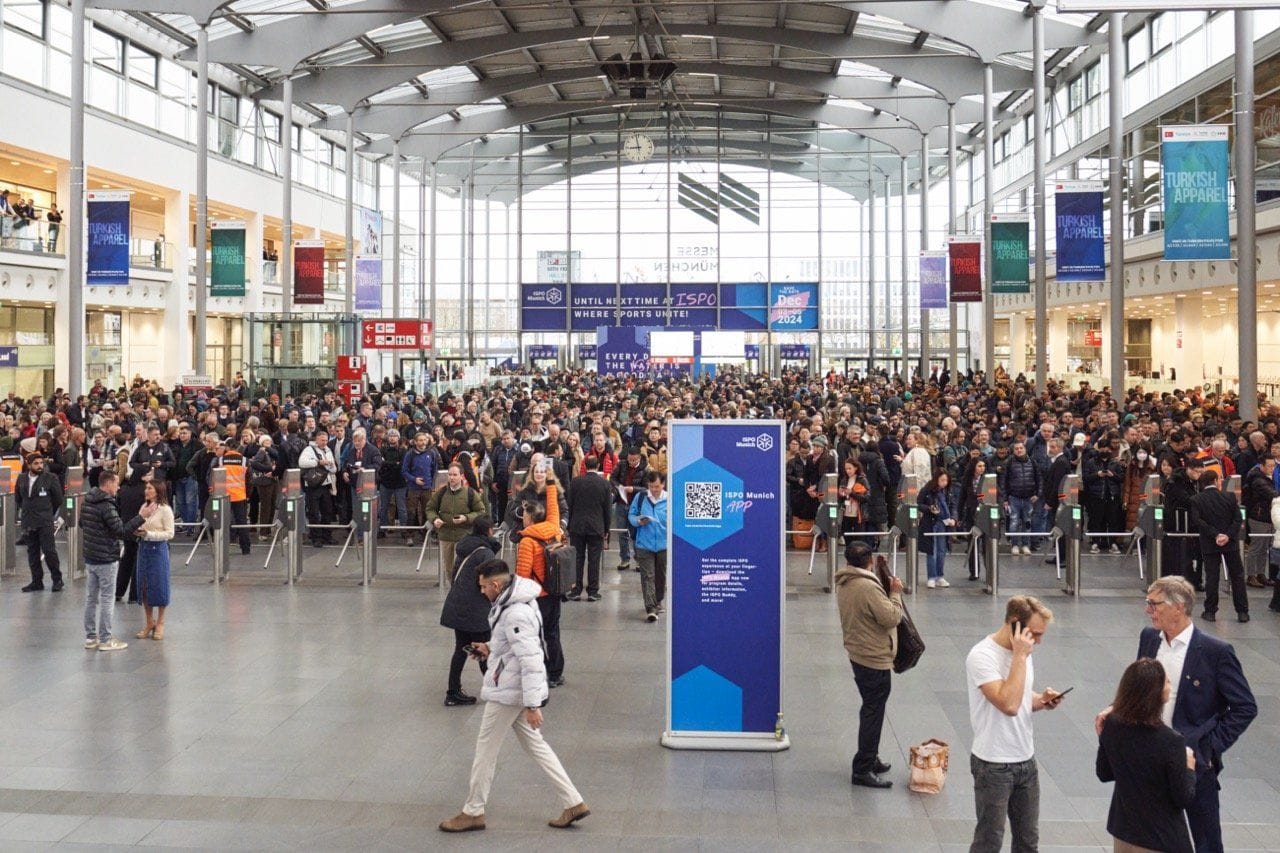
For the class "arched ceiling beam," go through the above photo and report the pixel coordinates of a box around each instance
[87,0,230,26]
[426,156,879,205]
[445,140,895,197]
[424,120,927,184]
[176,0,463,71]
[309,62,987,140]
[256,24,1033,110]
[832,1,1102,63]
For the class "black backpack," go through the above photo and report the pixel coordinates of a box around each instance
[538,538,575,597]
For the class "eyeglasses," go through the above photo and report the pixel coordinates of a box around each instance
[1144,598,1167,610]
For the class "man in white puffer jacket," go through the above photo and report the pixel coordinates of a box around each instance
[439,559,590,833]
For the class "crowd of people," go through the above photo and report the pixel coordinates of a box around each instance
[0,188,61,251]
[0,364,1271,844]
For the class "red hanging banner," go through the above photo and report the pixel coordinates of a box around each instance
[293,240,326,305]
[948,237,982,303]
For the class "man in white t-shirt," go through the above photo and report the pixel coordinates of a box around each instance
[965,595,1067,853]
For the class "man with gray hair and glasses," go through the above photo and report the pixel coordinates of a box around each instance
[1095,576,1256,853]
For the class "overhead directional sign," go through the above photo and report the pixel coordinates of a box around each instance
[360,320,433,350]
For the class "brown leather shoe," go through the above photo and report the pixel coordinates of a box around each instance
[548,802,590,828]
[438,812,485,833]
[1248,575,1266,589]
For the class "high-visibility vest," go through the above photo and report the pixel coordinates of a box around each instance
[220,452,248,502]
[0,453,22,493]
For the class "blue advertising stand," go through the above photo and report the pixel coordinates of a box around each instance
[662,420,788,752]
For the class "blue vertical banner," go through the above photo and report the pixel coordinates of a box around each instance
[663,420,788,752]
[919,252,948,310]
[354,255,382,312]
[1054,180,1106,281]
[86,190,131,285]
[1162,125,1231,260]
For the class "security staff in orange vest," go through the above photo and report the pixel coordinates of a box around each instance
[212,438,252,556]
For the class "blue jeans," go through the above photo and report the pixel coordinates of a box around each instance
[379,486,408,529]
[84,561,119,641]
[927,533,948,580]
[613,504,633,564]
[174,477,199,526]
[1007,496,1037,550]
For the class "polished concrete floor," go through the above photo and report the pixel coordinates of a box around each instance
[0,537,1277,851]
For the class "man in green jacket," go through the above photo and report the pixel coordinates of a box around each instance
[835,541,904,790]
[427,463,487,579]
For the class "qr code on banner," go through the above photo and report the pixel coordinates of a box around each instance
[684,482,722,520]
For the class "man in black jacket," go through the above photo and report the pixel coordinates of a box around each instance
[440,518,499,706]
[1189,469,1249,622]
[567,456,613,601]
[1241,457,1277,589]
[1041,438,1072,566]
[81,471,143,650]
[17,454,64,592]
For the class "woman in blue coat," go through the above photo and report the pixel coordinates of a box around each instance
[916,469,955,589]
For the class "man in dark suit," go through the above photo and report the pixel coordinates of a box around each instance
[566,455,613,602]
[16,454,64,592]
[1188,469,1249,622]
[1098,576,1256,853]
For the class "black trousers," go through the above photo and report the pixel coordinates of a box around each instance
[448,628,490,694]
[305,487,336,544]
[570,532,603,595]
[25,525,61,587]
[492,486,509,525]
[850,661,892,775]
[1187,767,1225,853]
[537,594,564,681]
[230,500,251,554]
[116,537,138,601]
[1203,546,1249,616]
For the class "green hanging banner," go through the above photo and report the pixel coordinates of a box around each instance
[210,220,246,297]
[990,213,1030,294]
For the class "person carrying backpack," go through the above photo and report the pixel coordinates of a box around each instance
[515,482,566,687]
[426,463,488,578]
[628,470,668,623]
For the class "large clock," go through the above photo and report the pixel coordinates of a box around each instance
[622,132,655,163]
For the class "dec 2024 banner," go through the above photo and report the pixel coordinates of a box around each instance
[664,420,787,751]
[1162,125,1231,261]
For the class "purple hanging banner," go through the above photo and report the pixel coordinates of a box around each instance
[919,252,948,310]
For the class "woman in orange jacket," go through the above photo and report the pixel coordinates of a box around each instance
[514,483,565,686]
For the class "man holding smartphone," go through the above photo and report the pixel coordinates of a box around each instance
[965,596,1066,853]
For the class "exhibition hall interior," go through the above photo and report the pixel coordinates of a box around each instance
[2,0,1280,849]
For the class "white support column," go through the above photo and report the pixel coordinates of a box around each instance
[1009,313,1027,376]
[1108,13,1126,394]
[281,75,294,316]
[67,0,86,396]
[947,104,959,375]
[919,134,930,379]
[1048,310,1069,375]
[392,140,401,318]
[1174,295,1204,387]
[982,62,995,385]
[163,188,192,385]
[344,112,355,315]
[245,210,264,313]
[194,24,208,372]
[1032,7,1048,390]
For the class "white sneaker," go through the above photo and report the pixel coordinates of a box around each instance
[84,638,99,650]
[936,578,951,588]
[645,612,658,623]
[97,639,128,652]
[1110,544,1121,554]
[1090,543,1100,553]
[926,579,937,589]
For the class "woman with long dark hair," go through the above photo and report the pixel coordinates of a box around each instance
[916,468,955,589]
[957,457,988,581]
[838,456,869,544]
[1096,658,1196,853]
[133,480,175,640]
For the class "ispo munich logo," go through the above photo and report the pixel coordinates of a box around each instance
[734,433,775,452]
